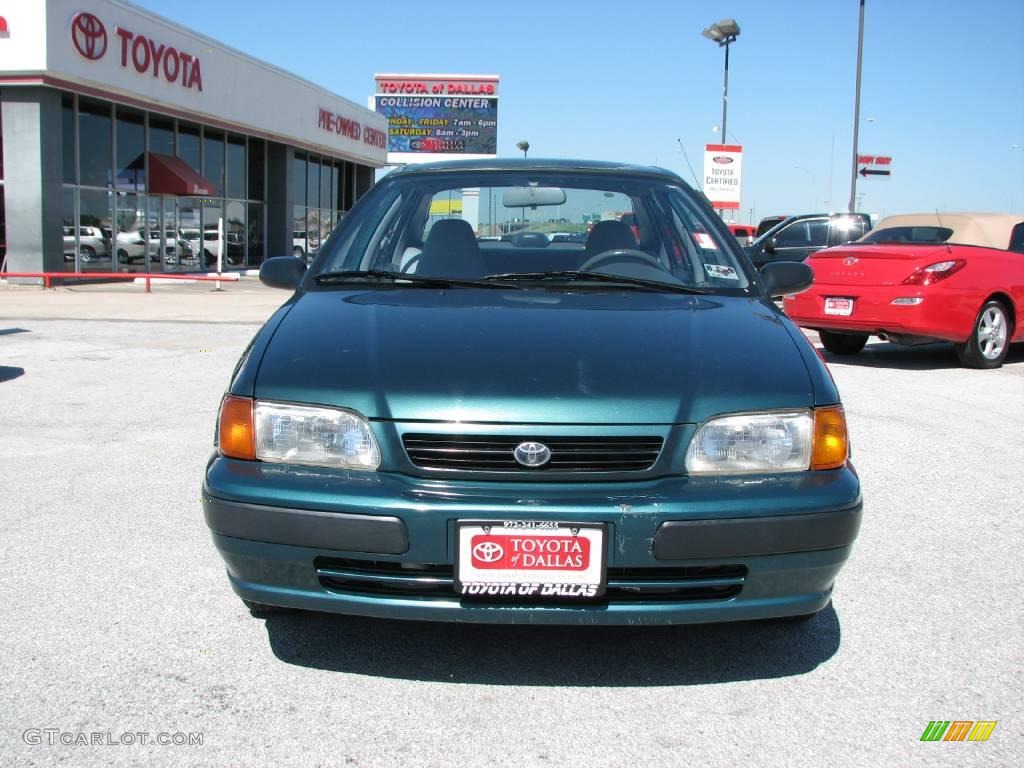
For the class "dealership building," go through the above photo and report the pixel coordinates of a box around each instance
[0,0,387,278]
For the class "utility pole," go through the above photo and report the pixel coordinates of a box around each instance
[848,0,865,212]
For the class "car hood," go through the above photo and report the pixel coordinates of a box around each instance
[254,289,815,424]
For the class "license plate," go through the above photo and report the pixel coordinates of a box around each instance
[455,521,607,600]
[824,297,854,316]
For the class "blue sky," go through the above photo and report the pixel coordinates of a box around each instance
[135,0,1024,222]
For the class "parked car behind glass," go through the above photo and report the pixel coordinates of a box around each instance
[62,226,109,262]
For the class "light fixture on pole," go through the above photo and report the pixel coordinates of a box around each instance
[515,141,530,225]
[702,18,740,147]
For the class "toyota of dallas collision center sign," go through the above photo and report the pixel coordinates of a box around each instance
[703,144,743,210]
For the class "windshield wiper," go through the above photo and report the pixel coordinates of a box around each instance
[314,270,517,289]
[482,270,710,294]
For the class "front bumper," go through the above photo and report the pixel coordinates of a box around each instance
[203,457,862,625]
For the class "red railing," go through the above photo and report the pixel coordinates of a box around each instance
[0,271,241,292]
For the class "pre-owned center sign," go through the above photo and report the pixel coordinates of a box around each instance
[703,144,743,210]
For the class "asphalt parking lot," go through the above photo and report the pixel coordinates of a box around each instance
[1,281,1021,767]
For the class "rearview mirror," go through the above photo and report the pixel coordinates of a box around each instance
[502,187,567,208]
[260,256,307,290]
[759,261,813,297]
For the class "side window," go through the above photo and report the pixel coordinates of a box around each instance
[773,221,807,248]
[806,219,830,247]
[1009,222,1024,253]
[776,219,827,248]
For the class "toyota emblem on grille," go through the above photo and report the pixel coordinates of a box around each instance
[472,541,504,563]
[513,441,552,467]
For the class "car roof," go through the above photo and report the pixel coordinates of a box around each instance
[864,212,1023,248]
[389,157,684,183]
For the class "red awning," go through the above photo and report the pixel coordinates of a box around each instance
[147,152,217,196]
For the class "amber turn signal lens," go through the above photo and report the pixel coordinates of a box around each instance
[811,406,848,470]
[218,395,255,460]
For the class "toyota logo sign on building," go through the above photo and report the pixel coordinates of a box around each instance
[71,12,107,60]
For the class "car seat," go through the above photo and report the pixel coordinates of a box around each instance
[584,220,637,259]
[416,219,486,279]
[511,231,550,248]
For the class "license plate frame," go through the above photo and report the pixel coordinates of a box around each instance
[454,520,607,600]
[824,296,855,316]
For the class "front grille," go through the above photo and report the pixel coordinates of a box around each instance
[402,434,663,472]
[315,558,745,603]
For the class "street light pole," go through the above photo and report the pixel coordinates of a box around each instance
[721,39,731,144]
[515,140,530,225]
[848,0,866,212]
[703,19,740,219]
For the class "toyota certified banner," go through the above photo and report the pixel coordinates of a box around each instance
[703,144,743,210]
[374,95,498,154]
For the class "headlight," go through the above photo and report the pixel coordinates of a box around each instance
[253,401,380,469]
[686,411,812,474]
[685,408,848,474]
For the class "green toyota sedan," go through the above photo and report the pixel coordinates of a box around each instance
[202,159,862,624]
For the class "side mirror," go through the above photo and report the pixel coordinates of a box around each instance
[759,261,813,297]
[764,237,778,254]
[260,256,307,290]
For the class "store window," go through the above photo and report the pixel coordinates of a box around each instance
[225,201,245,267]
[55,93,270,274]
[293,152,307,207]
[178,123,200,174]
[248,139,265,202]
[320,159,332,213]
[293,205,307,259]
[1,188,7,270]
[79,189,113,271]
[61,186,76,271]
[248,202,264,266]
[116,108,145,191]
[203,130,225,197]
[149,116,174,157]
[307,156,320,210]
[115,192,147,272]
[78,100,112,188]
[226,136,245,200]
[62,94,76,184]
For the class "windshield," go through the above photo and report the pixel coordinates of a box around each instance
[313,170,751,293]
[861,226,953,244]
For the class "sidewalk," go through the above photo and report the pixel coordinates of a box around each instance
[0,276,287,323]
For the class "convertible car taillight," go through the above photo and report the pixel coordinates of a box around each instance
[901,259,966,286]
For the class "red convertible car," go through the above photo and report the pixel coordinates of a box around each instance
[783,213,1024,368]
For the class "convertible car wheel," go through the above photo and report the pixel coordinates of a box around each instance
[819,330,868,356]
[955,300,1010,369]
